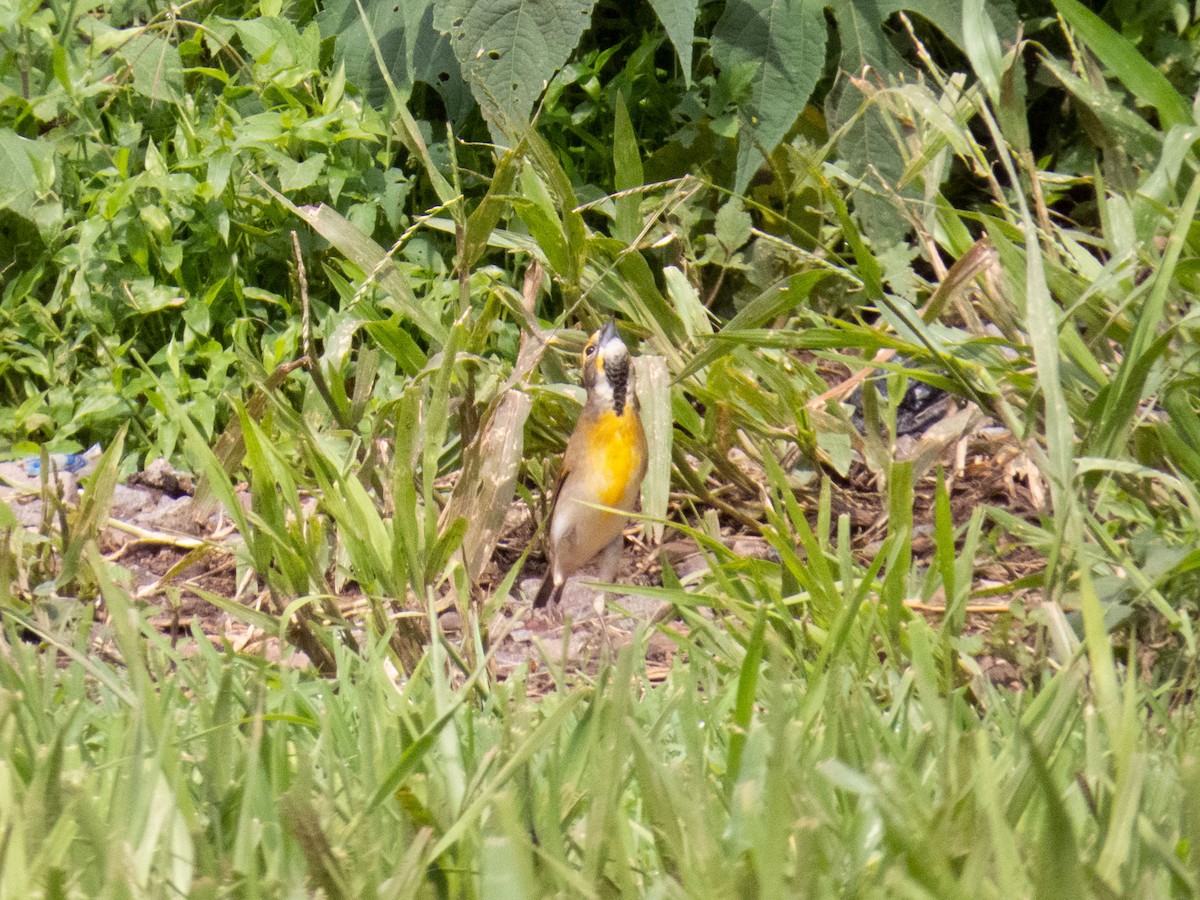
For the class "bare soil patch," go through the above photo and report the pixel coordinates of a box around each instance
[4,415,1048,685]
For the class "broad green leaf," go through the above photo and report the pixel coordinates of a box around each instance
[408,12,473,121]
[0,131,56,223]
[648,0,698,84]
[440,0,597,143]
[714,198,752,253]
[277,153,326,191]
[229,17,319,76]
[315,0,411,101]
[827,0,1017,246]
[317,0,473,116]
[117,31,184,104]
[713,0,826,194]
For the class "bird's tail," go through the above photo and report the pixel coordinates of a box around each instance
[532,571,563,609]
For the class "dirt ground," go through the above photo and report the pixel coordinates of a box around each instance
[1,414,1045,690]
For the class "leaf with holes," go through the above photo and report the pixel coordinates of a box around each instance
[438,0,596,142]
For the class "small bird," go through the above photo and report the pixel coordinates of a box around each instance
[534,320,648,613]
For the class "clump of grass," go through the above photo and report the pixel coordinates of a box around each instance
[3,561,1199,895]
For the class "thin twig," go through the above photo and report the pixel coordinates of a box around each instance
[905,599,1013,615]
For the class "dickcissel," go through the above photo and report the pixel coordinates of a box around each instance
[533,320,648,612]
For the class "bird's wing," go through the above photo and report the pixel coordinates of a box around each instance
[543,416,594,544]
[544,460,570,525]
[545,432,580,523]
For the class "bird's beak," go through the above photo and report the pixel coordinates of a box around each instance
[598,319,622,351]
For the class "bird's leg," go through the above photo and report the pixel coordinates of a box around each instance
[548,587,565,624]
[591,535,625,618]
[596,535,624,583]
[594,535,627,660]
[533,576,566,623]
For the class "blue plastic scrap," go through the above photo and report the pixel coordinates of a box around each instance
[22,452,94,476]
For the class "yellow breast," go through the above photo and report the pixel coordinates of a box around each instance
[588,409,646,508]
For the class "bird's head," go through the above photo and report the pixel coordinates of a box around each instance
[582,319,635,415]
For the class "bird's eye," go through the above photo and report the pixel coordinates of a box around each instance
[584,342,597,358]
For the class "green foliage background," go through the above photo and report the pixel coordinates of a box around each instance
[3,0,1018,453]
